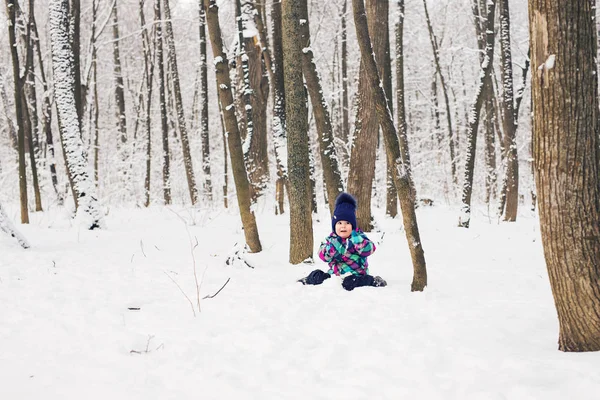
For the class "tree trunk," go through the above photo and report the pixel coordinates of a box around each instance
[271,0,287,215]
[6,0,29,224]
[31,17,61,202]
[139,0,154,207]
[71,0,83,131]
[340,0,349,155]
[154,0,171,204]
[204,0,262,253]
[352,0,427,291]
[529,0,600,352]
[458,0,496,228]
[0,200,30,248]
[498,0,519,222]
[282,0,313,263]
[347,0,383,232]
[199,0,212,201]
[298,0,344,215]
[423,0,457,185]
[163,0,198,205]
[49,0,103,229]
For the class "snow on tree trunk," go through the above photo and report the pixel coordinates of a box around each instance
[49,0,104,229]
[0,201,30,248]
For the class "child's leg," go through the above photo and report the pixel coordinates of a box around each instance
[298,269,331,285]
[342,274,387,291]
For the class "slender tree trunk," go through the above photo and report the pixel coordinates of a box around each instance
[529,0,600,352]
[111,0,127,146]
[71,0,83,130]
[459,0,496,228]
[353,0,427,291]
[50,0,103,229]
[271,0,287,215]
[340,0,349,153]
[204,0,262,252]
[31,18,61,201]
[498,0,519,222]
[154,0,170,204]
[282,0,313,263]
[140,0,154,207]
[199,1,212,201]
[0,68,18,150]
[6,0,29,224]
[423,0,456,185]
[163,0,198,204]
[23,0,42,212]
[298,0,343,215]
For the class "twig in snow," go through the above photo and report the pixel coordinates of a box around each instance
[163,271,196,317]
[202,278,231,300]
[140,240,147,257]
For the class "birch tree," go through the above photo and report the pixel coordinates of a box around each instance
[529,0,600,352]
[50,0,103,229]
[198,0,212,201]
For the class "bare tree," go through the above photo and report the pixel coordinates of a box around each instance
[353,0,427,291]
[49,0,103,229]
[298,0,344,214]
[198,0,212,201]
[529,0,600,352]
[204,0,262,253]
[282,0,313,263]
[163,0,198,205]
[111,0,127,146]
[6,0,29,224]
[458,0,496,228]
[154,0,171,204]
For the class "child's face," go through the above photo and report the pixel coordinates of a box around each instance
[335,220,353,239]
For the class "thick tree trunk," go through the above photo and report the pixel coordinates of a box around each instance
[353,0,427,291]
[50,0,103,229]
[282,0,313,263]
[458,0,496,228]
[298,0,344,215]
[6,0,29,224]
[529,0,600,352]
[204,0,262,253]
[163,0,198,205]
[348,0,383,232]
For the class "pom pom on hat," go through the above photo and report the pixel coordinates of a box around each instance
[332,192,358,232]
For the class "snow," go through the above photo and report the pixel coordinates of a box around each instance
[1,203,598,399]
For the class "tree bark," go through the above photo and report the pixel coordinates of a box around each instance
[50,0,103,229]
[163,0,198,205]
[0,200,30,248]
[498,0,519,222]
[458,0,496,228]
[111,0,127,146]
[529,0,600,352]
[199,0,212,201]
[204,0,262,253]
[282,0,313,263]
[298,0,344,215]
[154,0,171,204]
[6,0,29,224]
[352,0,427,291]
[271,0,287,215]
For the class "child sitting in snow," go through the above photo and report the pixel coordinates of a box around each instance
[298,192,387,291]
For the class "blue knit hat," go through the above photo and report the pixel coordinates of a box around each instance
[332,192,358,232]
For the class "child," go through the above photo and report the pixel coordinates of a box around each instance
[298,192,387,291]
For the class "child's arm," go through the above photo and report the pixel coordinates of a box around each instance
[349,231,376,257]
[318,234,339,263]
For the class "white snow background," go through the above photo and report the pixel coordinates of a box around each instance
[1,202,599,400]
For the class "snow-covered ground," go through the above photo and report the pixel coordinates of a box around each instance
[1,203,599,399]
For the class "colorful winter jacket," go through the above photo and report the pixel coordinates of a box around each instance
[318,230,376,276]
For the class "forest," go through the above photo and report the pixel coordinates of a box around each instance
[1,0,599,373]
